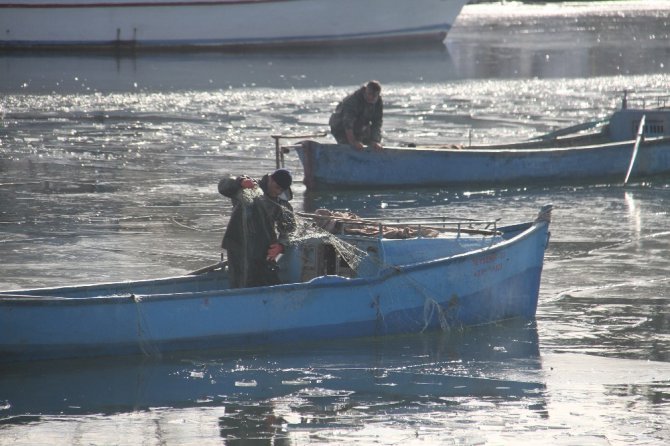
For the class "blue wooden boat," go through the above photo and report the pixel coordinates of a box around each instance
[0,206,552,363]
[289,100,670,190]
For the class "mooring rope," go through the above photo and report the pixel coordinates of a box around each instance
[290,209,504,334]
[422,298,451,333]
[131,294,162,358]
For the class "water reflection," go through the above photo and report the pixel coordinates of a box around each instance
[538,187,670,363]
[2,2,668,96]
[624,190,642,242]
[448,2,670,79]
[0,45,456,94]
[0,321,543,442]
[2,3,670,443]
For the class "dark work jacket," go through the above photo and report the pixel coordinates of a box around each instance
[218,174,296,288]
[329,86,383,143]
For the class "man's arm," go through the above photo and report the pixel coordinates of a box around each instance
[218,175,256,199]
[340,91,367,150]
[370,99,384,144]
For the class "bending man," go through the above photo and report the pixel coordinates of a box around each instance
[329,80,383,151]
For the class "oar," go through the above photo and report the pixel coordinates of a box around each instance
[188,260,227,275]
[533,118,609,141]
[623,115,646,185]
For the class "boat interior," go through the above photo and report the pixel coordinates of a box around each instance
[0,215,509,299]
[278,217,505,284]
[512,95,670,148]
[420,94,670,151]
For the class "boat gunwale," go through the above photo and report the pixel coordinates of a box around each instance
[2,1,288,8]
[310,135,670,155]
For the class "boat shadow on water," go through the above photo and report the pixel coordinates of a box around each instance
[0,44,456,94]
[0,320,546,422]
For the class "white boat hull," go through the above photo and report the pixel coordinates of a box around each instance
[0,0,468,50]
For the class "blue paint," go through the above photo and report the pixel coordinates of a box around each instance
[0,207,551,363]
[296,107,670,189]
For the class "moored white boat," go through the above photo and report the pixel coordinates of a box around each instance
[0,0,468,50]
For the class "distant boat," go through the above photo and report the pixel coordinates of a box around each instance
[287,96,670,190]
[0,0,469,50]
[0,205,552,363]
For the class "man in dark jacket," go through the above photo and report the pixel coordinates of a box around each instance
[329,80,383,151]
[218,169,297,288]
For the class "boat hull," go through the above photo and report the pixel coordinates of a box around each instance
[294,106,670,189]
[296,137,670,189]
[0,0,468,50]
[0,214,551,363]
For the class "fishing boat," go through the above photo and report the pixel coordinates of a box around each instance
[0,205,552,363]
[0,0,468,51]
[286,96,670,190]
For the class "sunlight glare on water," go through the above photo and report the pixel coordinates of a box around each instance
[1,1,670,444]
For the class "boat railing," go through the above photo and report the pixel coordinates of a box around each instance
[298,212,500,239]
[271,132,329,169]
[0,293,60,299]
[359,217,500,238]
[621,92,670,110]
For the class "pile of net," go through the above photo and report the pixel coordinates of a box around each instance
[309,209,439,239]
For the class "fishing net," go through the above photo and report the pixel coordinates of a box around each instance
[284,212,368,271]
[308,209,440,239]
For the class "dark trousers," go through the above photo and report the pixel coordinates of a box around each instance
[227,250,280,289]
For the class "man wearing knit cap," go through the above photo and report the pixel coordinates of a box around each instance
[218,169,296,288]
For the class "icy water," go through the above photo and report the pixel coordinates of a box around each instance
[1,1,670,444]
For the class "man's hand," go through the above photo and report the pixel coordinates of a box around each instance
[345,129,364,151]
[266,243,284,261]
[352,141,365,151]
[371,141,383,152]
